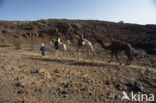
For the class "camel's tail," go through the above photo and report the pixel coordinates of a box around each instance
[127,43,139,60]
[127,43,133,53]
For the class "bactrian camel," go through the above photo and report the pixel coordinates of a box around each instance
[96,39,133,65]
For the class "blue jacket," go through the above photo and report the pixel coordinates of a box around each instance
[40,46,45,55]
[40,46,45,51]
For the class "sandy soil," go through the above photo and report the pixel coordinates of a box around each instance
[0,46,155,103]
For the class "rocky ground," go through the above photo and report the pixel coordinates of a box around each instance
[0,45,155,103]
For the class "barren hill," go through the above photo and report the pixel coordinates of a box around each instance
[0,19,156,54]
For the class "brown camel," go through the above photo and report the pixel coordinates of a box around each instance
[96,39,133,65]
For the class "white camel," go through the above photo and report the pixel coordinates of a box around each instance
[75,34,95,60]
[50,38,67,58]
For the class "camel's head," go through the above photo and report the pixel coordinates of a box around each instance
[49,41,54,47]
[67,40,73,46]
[49,38,57,45]
[75,35,80,39]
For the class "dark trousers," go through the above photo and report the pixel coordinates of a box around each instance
[42,51,45,56]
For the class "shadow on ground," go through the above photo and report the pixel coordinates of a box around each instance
[27,57,109,67]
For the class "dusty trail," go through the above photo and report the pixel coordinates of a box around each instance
[0,47,155,103]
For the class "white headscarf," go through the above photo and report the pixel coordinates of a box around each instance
[41,43,44,46]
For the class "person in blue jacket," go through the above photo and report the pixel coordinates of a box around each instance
[40,43,45,56]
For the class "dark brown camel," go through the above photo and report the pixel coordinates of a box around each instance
[96,39,133,65]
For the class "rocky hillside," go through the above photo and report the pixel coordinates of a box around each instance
[0,19,156,54]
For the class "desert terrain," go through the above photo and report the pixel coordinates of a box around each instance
[0,19,156,103]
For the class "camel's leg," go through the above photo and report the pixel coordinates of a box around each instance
[91,51,95,62]
[78,49,81,61]
[127,55,132,65]
[62,49,67,60]
[65,49,69,60]
[125,52,132,65]
[129,55,133,64]
[87,48,91,60]
[65,50,68,60]
[115,52,121,65]
[62,50,64,59]
[88,48,94,62]
[76,53,78,60]
[75,49,78,60]
[55,50,59,59]
[88,46,94,62]
[88,49,90,59]
[108,51,113,63]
